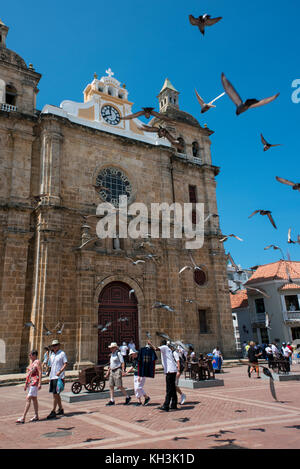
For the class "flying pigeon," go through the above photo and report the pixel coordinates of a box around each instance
[246,286,270,298]
[264,245,285,259]
[260,134,282,152]
[118,317,129,323]
[288,228,300,244]
[74,237,98,250]
[220,234,243,242]
[146,331,152,339]
[275,177,300,192]
[195,89,225,113]
[97,321,112,332]
[126,257,146,265]
[248,210,277,229]
[24,321,35,328]
[204,213,218,223]
[138,125,184,151]
[239,361,278,401]
[57,323,65,335]
[189,14,222,35]
[152,302,175,312]
[179,265,192,275]
[221,73,279,115]
[43,323,52,336]
[121,107,173,122]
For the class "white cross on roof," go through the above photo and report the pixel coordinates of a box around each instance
[106,68,114,77]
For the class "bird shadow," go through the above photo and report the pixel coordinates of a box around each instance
[135,419,148,423]
[57,427,75,431]
[235,410,246,413]
[285,425,300,430]
[250,428,265,432]
[84,437,104,443]
[173,437,188,441]
[174,417,190,423]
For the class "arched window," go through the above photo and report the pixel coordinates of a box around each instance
[192,141,199,157]
[5,84,17,106]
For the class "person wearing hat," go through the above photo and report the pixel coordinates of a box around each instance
[125,349,150,406]
[105,342,131,406]
[46,339,68,419]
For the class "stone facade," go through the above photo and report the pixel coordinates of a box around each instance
[0,20,236,373]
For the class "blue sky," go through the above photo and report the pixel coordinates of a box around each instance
[1,0,299,269]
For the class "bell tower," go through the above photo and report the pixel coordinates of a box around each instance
[157,78,180,112]
[0,18,9,48]
[0,19,41,114]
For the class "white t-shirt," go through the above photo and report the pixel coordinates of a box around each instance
[119,345,128,356]
[128,342,136,351]
[110,351,124,370]
[271,344,279,356]
[49,350,68,380]
[282,346,292,358]
[159,345,177,374]
[265,346,272,354]
[213,349,222,357]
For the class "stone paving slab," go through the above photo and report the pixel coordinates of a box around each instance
[1,364,300,450]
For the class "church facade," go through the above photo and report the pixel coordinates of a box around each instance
[0,20,235,373]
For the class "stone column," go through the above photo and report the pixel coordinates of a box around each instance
[73,252,96,370]
[40,124,63,205]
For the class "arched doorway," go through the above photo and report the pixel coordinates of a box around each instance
[98,281,139,363]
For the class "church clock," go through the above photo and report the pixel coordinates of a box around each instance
[95,167,132,206]
[101,105,121,125]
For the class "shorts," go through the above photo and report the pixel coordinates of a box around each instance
[134,375,146,399]
[49,378,65,394]
[27,385,38,397]
[109,368,123,388]
[175,373,181,386]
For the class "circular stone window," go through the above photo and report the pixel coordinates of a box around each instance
[194,268,207,286]
[95,167,133,207]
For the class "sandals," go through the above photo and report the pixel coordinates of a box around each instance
[16,418,25,424]
[30,416,39,422]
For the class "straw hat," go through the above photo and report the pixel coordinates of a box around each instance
[51,339,60,346]
[108,342,118,349]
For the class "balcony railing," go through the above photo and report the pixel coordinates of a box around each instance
[283,311,300,322]
[251,312,266,326]
[1,103,17,112]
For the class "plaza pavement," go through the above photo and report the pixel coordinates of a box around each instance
[1,362,300,450]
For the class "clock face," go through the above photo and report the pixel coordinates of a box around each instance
[101,105,121,125]
[95,167,133,207]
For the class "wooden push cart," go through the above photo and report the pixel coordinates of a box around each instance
[71,365,106,394]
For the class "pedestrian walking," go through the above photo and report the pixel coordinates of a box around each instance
[128,339,136,353]
[119,342,129,370]
[247,341,262,378]
[42,346,50,375]
[173,346,186,405]
[105,342,131,406]
[16,350,42,424]
[281,342,292,372]
[125,349,150,406]
[46,339,68,419]
[148,339,178,412]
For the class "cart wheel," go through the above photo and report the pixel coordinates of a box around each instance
[91,376,106,393]
[84,383,93,392]
[71,382,82,394]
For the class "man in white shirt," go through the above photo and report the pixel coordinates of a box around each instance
[128,339,136,352]
[281,342,292,372]
[148,339,178,412]
[105,342,131,406]
[47,339,68,419]
[119,342,129,370]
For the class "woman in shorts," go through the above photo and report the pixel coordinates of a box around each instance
[16,350,42,423]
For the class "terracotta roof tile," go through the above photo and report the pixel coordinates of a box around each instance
[245,260,300,285]
[230,289,248,309]
[279,283,300,291]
